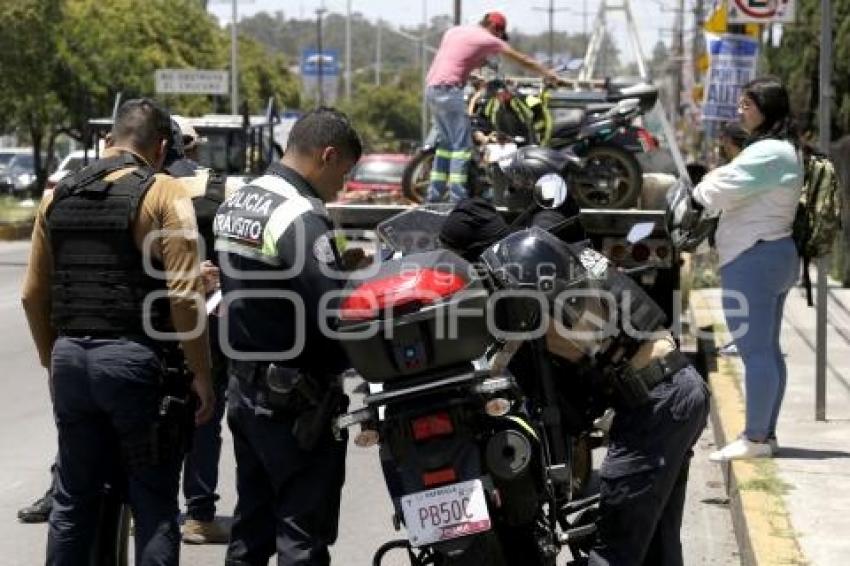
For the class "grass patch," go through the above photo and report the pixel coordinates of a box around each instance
[738,476,793,496]
[0,196,37,223]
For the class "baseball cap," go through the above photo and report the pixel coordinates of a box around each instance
[172,115,204,151]
[484,11,508,40]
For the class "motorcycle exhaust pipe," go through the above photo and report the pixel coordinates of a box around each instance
[485,429,538,525]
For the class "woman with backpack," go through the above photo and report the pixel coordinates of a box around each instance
[693,77,804,461]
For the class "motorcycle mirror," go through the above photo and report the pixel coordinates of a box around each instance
[626,222,656,244]
[533,173,569,209]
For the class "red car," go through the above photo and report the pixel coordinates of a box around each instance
[337,153,411,204]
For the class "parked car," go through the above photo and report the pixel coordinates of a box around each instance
[337,153,411,205]
[0,147,58,194]
[45,150,89,194]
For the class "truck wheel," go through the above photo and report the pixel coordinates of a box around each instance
[570,145,642,209]
[401,148,436,204]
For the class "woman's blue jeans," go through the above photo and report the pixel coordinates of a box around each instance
[720,237,799,442]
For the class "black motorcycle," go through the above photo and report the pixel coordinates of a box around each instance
[335,169,629,565]
[401,78,656,209]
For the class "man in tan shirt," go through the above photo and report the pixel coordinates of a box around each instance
[22,98,212,566]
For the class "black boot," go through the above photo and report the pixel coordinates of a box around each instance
[17,487,53,523]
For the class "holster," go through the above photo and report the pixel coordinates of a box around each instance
[121,354,196,469]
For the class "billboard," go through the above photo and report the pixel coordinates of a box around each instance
[701,33,760,122]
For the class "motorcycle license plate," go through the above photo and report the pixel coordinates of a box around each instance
[401,479,491,547]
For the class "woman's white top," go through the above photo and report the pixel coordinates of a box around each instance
[693,139,803,267]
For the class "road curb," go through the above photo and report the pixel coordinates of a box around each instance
[690,290,807,566]
[0,221,33,241]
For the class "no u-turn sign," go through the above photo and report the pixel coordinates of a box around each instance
[727,0,796,23]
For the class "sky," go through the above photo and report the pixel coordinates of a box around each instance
[207,0,680,63]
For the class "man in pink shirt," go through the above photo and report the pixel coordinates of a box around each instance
[425,11,559,202]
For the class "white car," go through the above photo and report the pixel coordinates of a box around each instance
[45,150,89,195]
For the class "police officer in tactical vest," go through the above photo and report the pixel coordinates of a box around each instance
[21,98,214,566]
[215,107,362,566]
[164,117,232,544]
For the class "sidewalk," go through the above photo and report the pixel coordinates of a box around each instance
[691,283,850,566]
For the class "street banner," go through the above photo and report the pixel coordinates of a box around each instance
[727,0,796,24]
[701,33,760,122]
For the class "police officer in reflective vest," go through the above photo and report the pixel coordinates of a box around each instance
[21,98,214,566]
[215,108,362,565]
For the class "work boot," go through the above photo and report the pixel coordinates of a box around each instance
[182,518,231,544]
[17,489,53,523]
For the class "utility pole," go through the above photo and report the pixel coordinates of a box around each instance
[816,0,832,421]
[454,0,461,25]
[231,0,239,114]
[533,1,571,67]
[345,0,352,101]
[676,0,685,116]
[316,7,327,107]
[420,0,428,143]
[375,20,382,86]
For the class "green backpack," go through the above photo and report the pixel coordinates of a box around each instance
[792,151,843,306]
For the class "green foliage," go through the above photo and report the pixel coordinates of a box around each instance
[337,74,420,152]
[0,0,301,195]
[0,0,65,182]
[764,0,850,136]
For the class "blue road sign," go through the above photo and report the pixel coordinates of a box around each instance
[301,49,340,77]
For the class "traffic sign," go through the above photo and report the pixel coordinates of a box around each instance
[154,69,229,95]
[301,50,340,77]
[727,0,796,24]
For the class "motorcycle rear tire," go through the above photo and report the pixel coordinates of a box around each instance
[438,532,508,566]
[401,148,436,204]
[569,145,642,209]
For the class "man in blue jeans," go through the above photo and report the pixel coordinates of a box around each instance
[425,11,558,202]
[21,98,214,565]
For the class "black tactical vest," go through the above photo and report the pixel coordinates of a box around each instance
[192,170,226,262]
[47,153,170,337]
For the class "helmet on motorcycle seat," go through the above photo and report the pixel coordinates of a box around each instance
[499,146,569,190]
[665,178,719,252]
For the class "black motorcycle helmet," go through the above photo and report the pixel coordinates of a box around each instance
[480,227,601,334]
[498,146,570,190]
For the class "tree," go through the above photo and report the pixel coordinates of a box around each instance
[337,72,420,152]
[0,0,66,191]
[764,0,850,137]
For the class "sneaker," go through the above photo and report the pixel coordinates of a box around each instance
[182,518,230,544]
[709,437,773,462]
[718,342,739,356]
[768,437,779,455]
[17,491,52,523]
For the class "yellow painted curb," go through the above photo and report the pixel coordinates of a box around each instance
[690,290,807,566]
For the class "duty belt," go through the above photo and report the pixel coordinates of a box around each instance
[632,350,691,390]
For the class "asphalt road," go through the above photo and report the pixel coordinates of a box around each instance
[0,241,740,565]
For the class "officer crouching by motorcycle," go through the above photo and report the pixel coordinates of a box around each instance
[439,149,710,566]
[21,98,214,565]
[214,107,363,565]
